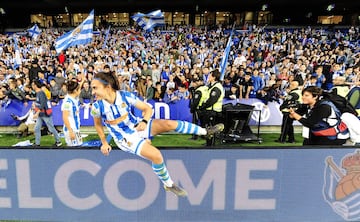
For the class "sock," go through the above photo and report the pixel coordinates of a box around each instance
[174,120,207,135]
[152,162,173,187]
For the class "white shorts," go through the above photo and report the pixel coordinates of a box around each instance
[113,120,153,156]
[64,131,83,146]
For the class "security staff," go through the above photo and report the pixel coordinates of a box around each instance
[189,78,208,139]
[199,70,224,113]
[277,80,302,143]
[190,78,208,121]
[198,70,225,145]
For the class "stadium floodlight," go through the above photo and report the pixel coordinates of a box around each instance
[0,8,5,15]
[261,4,268,11]
[327,4,335,11]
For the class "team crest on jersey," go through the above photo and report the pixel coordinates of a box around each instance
[121,138,132,147]
[90,108,98,116]
[121,102,126,108]
[323,150,360,221]
[63,103,71,109]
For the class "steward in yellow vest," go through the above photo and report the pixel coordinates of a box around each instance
[198,70,224,127]
[190,79,208,114]
[198,70,224,113]
[198,70,225,145]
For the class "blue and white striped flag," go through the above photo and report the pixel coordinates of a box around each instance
[13,36,22,69]
[102,26,111,49]
[55,9,94,53]
[219,28,234,81]
[27,24,41,40]
[129,74,135,90]
[131,10,165,32]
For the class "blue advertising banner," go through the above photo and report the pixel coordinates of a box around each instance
[0,148,359,222]
[0,98,285,127]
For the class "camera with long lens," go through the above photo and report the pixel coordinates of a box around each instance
[281,100,300,112]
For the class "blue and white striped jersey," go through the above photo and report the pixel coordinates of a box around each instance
[61,95,81,132]
[91,91,142,140]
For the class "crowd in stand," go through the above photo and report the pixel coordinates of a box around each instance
[0,25,359,113]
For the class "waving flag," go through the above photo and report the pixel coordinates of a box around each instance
[102,26,111,49]
[27,24,41,40]
[13,36,22,69]
[219,25,235,81]
[131,10,165,32]
[55,9,94,53]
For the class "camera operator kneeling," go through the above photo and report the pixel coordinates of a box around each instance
[289,86,348,145]
[276,80,302,143]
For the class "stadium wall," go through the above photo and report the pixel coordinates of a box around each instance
[1,147,360,222]
[0,98,290,127]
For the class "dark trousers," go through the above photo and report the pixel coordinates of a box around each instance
[198,110,222,127]
[198,110,223,146]
[191,111,200,139]
[279,113,295,142]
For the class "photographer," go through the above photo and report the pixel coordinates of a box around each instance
[289,86,348,145]
[276,80,302,143]
[12,103,36,138]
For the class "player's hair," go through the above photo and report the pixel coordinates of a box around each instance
[93,71,120,90]
[67,79,80,93]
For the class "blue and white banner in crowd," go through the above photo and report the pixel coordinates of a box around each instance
[102,26,111,49]
[0,99,288,126]
[1,148,360,221]
[55,9,94,53]
[27,24,41,40]
[12,36,21,69]
[131,9,165,32]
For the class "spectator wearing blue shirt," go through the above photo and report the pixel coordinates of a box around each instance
[45,65,56,83]
[313,65,326,89]
[163,87,177,104]
[222,75,233,96]
[37,69,47,86]
[251,68,265,97]
[160,66,170,87]
[175,84,190,100]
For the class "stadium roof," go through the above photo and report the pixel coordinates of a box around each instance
[1,0,358,28]
[2,0,359,13]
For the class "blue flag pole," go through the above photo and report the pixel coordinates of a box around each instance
[219,23,235,81]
